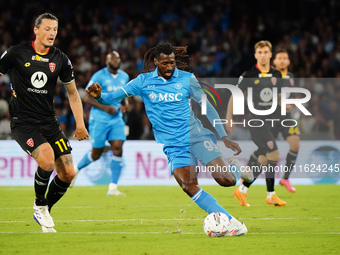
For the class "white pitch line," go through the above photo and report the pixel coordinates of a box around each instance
[239,217,340,220]
[0,231,339,235]
[0,219,200,223]
[0,206,106,210]
[0,204,272,210]
[130,204,193,207]
[129,204,265,207]
[0,217,339,223]
[0,204,272,209]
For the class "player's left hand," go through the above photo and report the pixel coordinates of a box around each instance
[74,126,89,141]
[222,136,242,156]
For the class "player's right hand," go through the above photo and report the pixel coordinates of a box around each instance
[86,82,102,99]
[222,136,242,155]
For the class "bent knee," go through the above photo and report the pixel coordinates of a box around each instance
[91,153,101,161]
[266,150,279,162]
[113,149,123,157]
[258,155,268,165]
[181,183,199,197]
[216,176,236,187]
[61,171,76,183]
[290,144,300,152]
[40,161,55,172]
[57,167,76,183]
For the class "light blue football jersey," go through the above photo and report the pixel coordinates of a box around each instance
[97,67,227,146]
[86,67,129,122]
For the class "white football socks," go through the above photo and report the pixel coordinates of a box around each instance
[238,184,248,194]
[267,191,276,198]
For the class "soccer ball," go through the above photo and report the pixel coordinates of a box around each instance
[203,212,231,237]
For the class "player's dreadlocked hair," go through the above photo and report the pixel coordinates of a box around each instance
[143,42,189,72]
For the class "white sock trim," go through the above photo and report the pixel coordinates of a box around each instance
[109,183,118,190]
[239,184,248,194]
[87,151,94,162]
[267,191,276,198]
[191,189,203,202]
[112,155,123,161]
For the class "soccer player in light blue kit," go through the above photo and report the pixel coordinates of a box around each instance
[71,51,129,196]
[86,43,253,236]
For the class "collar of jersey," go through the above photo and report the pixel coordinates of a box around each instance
[31,41,50,55]
[255,64,269,73]
[152,67,179,79]
[105,67,119,75]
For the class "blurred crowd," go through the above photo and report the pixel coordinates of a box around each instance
[0,0,339,139]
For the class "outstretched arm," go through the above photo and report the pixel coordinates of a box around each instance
[86,82,128,105]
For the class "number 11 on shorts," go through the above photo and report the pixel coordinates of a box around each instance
[55,138,68,152]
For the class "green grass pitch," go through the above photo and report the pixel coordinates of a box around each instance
[0,184,339,255]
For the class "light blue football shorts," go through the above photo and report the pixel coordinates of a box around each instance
[163,127,223,175]
[89,117,126,148]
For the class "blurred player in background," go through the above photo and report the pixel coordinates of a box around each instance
[227,40,286,207]
[0,13,89,232]
[86,43,253,236]
[273,49,299,192]
[71,51,129,196]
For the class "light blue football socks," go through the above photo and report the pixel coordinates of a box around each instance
[77,151,94,170]
[230,164,241,183]
[191,188,232,220]
[110,155,123,184]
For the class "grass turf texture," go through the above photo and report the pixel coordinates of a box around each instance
[0,185,339,255]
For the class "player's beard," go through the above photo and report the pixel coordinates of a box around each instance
[109,64,119,71]
[159,69,174,80]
